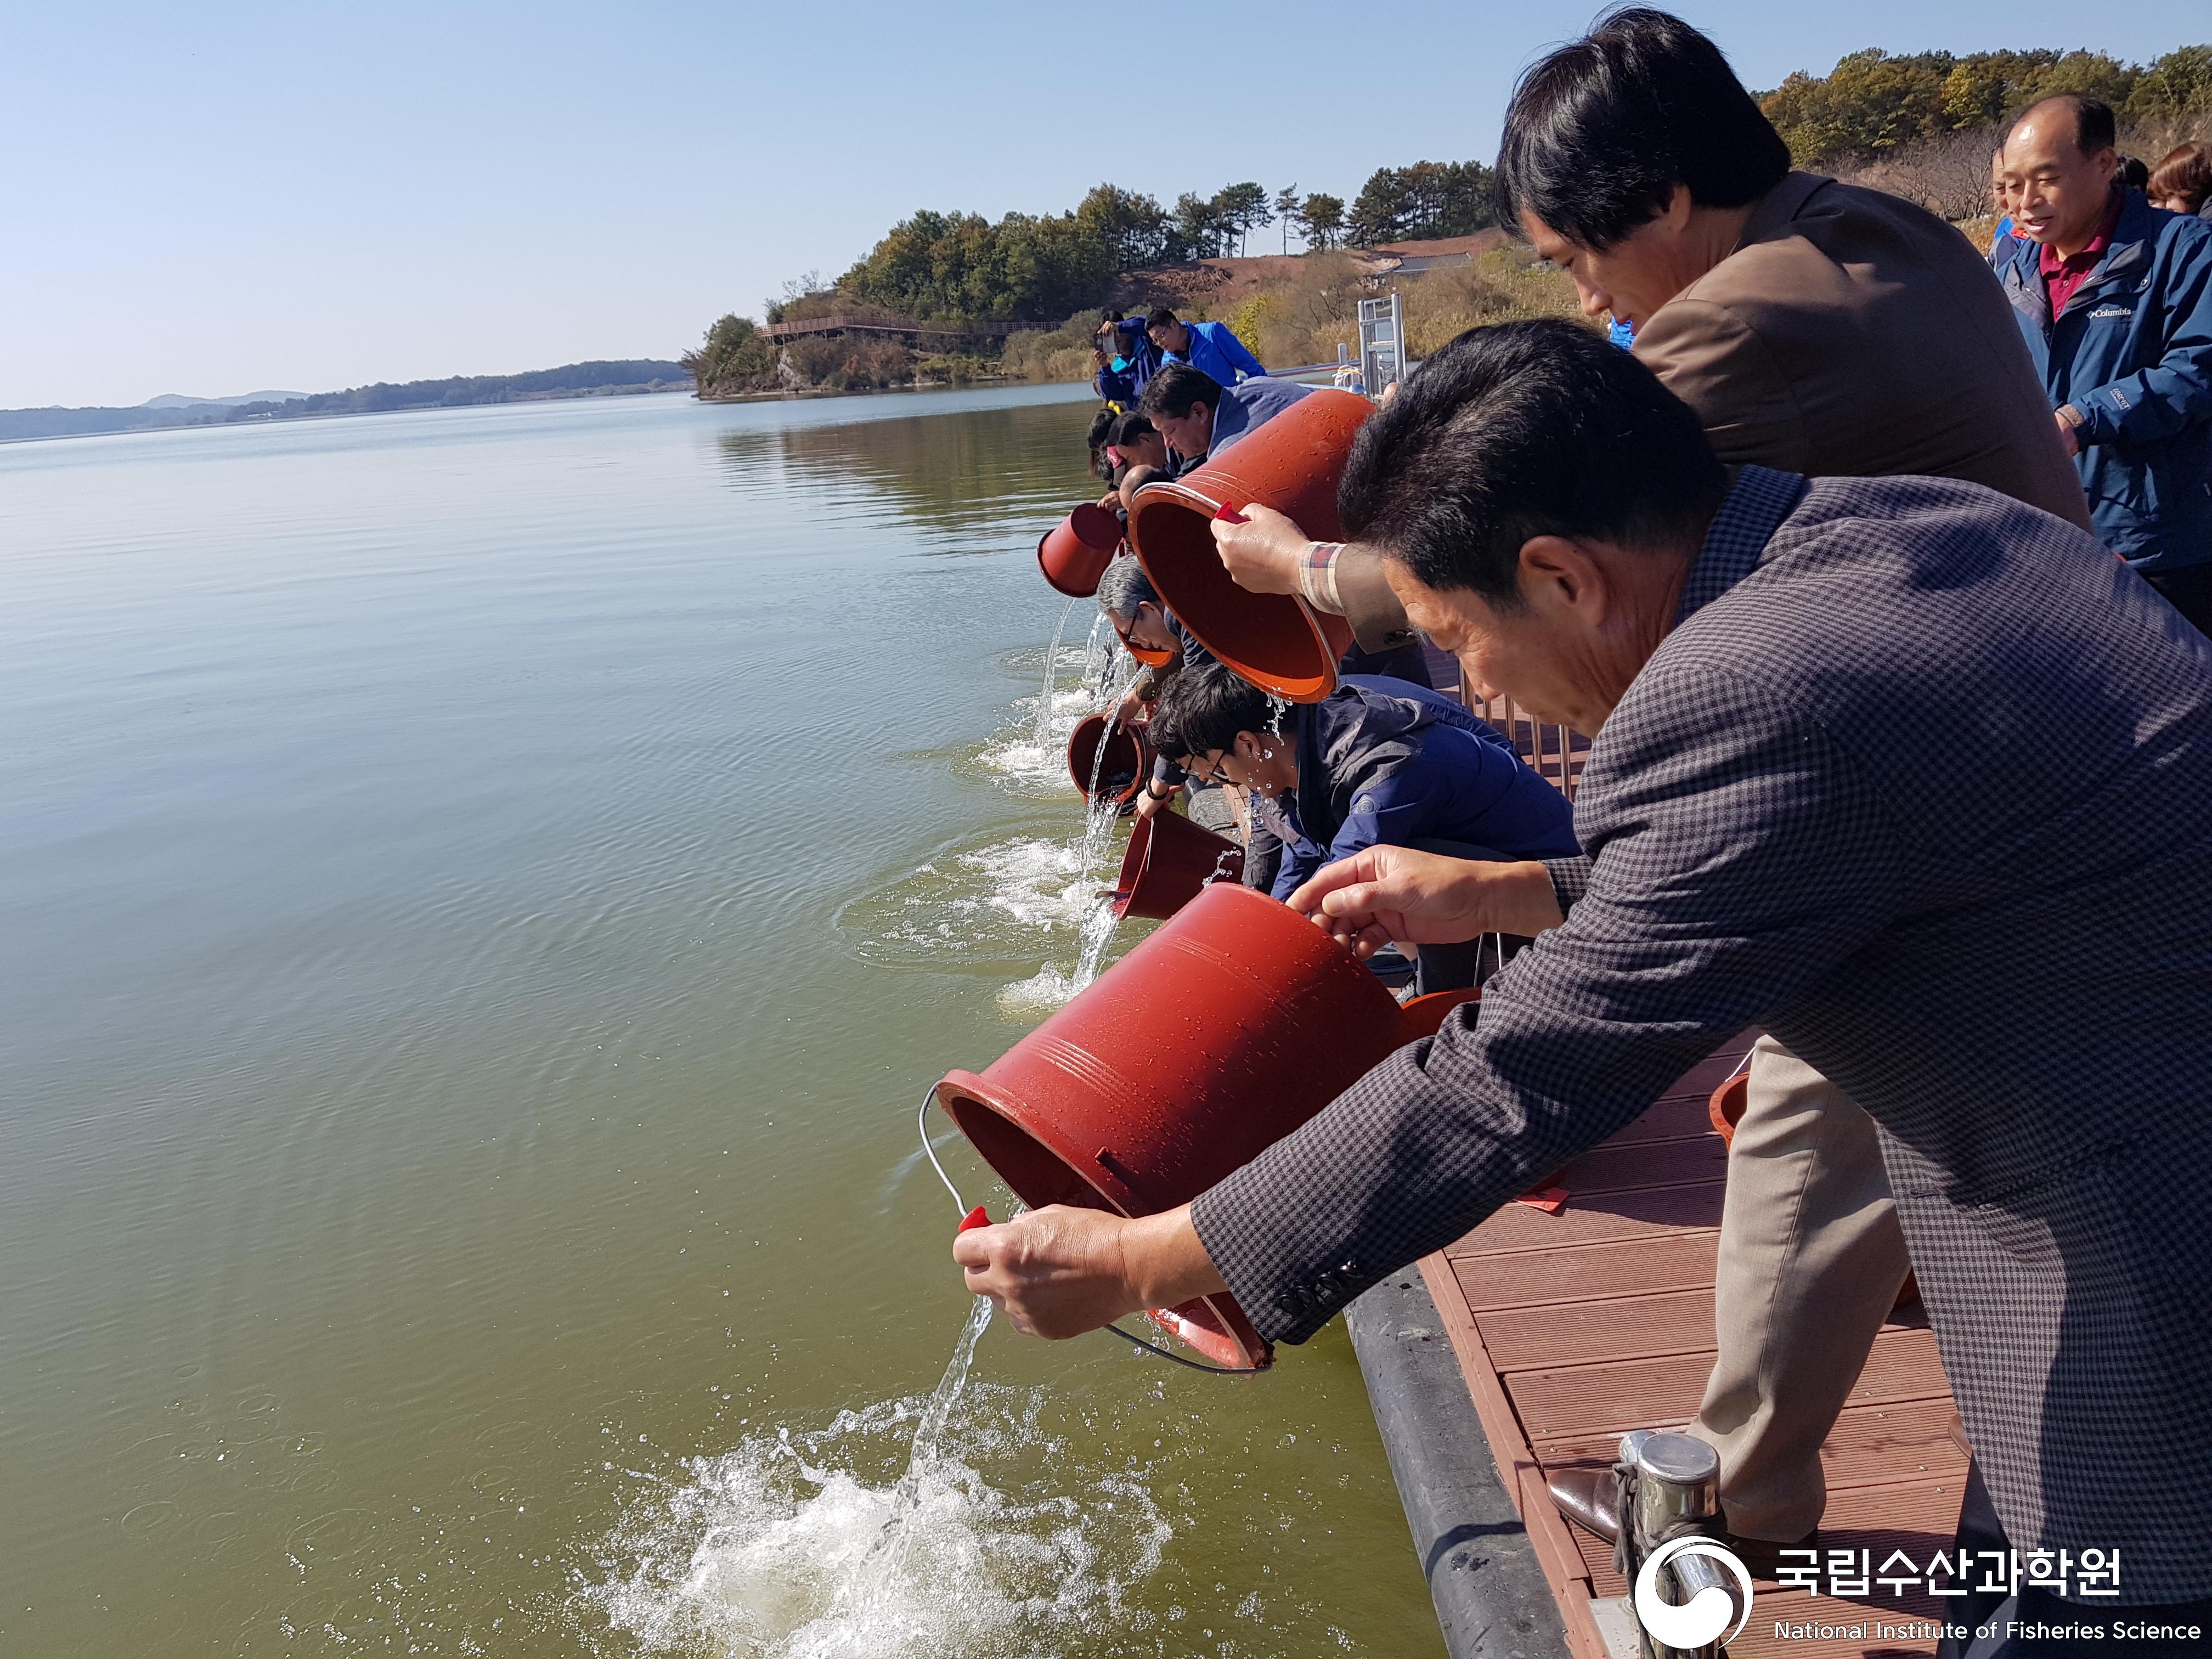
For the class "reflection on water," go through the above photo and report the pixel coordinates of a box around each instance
[0,385,1442,1658]
[726,397,1102,551]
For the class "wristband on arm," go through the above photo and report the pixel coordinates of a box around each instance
[1297,542,1347,614]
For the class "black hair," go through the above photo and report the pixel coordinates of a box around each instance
[1087,406,1121,479]
[1495,8,1790,251]
[1102,308,1125,323]
[2025,94,2117,157]
[1144,306,1180,330]
[2118,152,2148,191]
[1138,363,1223,421]
[1149,657,1280,765]
[1338,318,1726,608]
[1110,411,1158,448]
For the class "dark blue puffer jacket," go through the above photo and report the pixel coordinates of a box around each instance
[1256,677,1583,900]
[1092,320,1163,405]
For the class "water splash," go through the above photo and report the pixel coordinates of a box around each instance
[1031,597,1080,753]
[1068,896,1122,988]
[857,1295,993,1579]
[579,1305,1172,1658]
[997,894,1121,1015]
[841,837,1098,966]
[1076,608,1113,700]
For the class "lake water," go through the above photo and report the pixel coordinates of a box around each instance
[0,386,1443,1657]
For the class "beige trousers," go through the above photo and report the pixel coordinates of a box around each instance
[1686,1035,1913,1542]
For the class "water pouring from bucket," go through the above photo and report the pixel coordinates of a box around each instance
[1065,713,1152,806]
[932,882,1483,1371]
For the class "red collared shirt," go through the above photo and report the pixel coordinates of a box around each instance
[2039,191,2125,318]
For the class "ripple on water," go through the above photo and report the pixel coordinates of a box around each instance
[579,1384,1170,1659]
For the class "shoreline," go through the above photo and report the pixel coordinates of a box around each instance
[0,382,703,448]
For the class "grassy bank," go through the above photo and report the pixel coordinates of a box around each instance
[997,245,1587,386]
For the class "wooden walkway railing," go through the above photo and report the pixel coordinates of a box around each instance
[1418,645,1589,803]
[759,313,1032,343]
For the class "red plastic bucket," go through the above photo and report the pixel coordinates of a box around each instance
[1066,714,1152,804]
[1399,987,1481,1039]
[1126,389,1372,702]
[1037,504,1122,598]
[1111,808,1245,920]
[1708,1073,1748,1148]
[935,882,1450,1369]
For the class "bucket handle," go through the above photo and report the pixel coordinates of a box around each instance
[916,1084,1259,1378]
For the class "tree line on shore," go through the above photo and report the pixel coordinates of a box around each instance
[2,361,691,445]
[799,165,1501,334]
[686,40,2211,400]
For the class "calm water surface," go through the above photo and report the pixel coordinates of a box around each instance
[0,386,1444,1657]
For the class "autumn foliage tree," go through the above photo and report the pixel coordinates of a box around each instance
[1759,43,2211,166]
[684,315,779,398]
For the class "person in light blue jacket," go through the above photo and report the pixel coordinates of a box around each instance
[1148,659,1581,991]
[1146,307,1267,385]
[1994,95,2212,629]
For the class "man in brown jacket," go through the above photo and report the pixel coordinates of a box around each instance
[1213,7,2089,1570]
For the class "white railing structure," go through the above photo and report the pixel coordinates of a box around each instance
[1358,294,1408,395]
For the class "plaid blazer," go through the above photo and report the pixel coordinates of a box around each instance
[1190,467,2212,1601]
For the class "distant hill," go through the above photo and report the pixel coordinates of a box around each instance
[2,360,689,444]
[140,390,309,410]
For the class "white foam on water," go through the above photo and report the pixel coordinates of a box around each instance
[842,837,1101,967]
[579,1384,1171,1658]
[966,839,1093,932]
[975,687,1096,797]
[998,894,1124,1016]
[994,964,1085,1014]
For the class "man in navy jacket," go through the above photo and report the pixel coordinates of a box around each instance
[1137,363,1310,476]
[1147,658,1582,990]
[1092,314,1162,405]
[1146,307,1267,385]
[1996,95,2212,629]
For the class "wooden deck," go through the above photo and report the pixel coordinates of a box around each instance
[1415,1035,1966,1658]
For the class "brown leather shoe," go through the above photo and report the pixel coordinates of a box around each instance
[1547,1468,1621,1543]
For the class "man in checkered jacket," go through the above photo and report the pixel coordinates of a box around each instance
[955,321,2212,1645]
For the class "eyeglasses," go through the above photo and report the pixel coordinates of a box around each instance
[1113,620,1177,668]
[1182,750,1233,786]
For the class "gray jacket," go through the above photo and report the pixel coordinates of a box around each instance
[1190,467,2212,1601]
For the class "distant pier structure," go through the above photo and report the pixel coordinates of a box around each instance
[758,312,1033,348]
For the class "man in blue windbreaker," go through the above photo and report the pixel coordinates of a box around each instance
[1147,306,1267,385]
[1996,94,2212,631]
[1148,657,1582,991]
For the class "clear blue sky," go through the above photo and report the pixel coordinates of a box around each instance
[3,1,2203,408]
